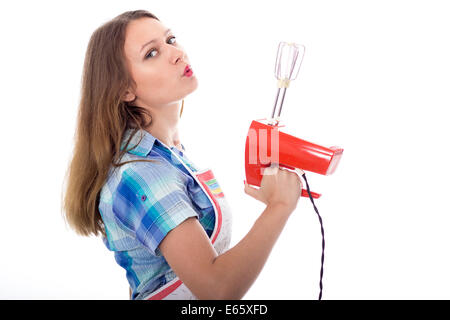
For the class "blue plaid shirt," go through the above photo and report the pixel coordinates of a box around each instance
[98,128,216,299]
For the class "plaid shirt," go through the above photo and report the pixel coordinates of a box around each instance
[98,128,216,299]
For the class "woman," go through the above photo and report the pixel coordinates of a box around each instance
[62,9,303,300]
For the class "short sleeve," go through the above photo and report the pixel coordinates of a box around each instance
[112,163,199,256]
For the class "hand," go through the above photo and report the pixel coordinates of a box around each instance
[244,164,303,213]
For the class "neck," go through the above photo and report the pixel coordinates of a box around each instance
[144,102,182,149]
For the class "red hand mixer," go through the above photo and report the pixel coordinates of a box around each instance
[244,42,344,300]
[244,42,344,198]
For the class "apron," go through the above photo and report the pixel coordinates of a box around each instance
[142,148,233,300]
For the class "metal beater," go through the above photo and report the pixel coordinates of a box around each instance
[269,42,306,126]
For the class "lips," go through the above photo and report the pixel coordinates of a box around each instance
[184,65,192,76]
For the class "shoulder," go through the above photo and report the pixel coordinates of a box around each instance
[110,148,169,179]
[109,155,199,252]
[115,155,188,199]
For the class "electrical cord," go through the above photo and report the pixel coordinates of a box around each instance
[300,172,325,300]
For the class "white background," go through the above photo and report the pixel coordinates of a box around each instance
[0,0,449,299]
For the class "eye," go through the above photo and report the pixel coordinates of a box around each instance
[145,36,177,59]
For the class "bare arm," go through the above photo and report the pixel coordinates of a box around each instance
[159,203,292,299]
[211,203,292,299]
[159,166,302,299]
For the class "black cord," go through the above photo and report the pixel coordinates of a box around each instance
[301,172,325,300]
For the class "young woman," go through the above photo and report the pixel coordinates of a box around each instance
[63,9,303,300]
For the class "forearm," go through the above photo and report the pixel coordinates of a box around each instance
[211,203,292,299]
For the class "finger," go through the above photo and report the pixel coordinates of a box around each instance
[279,167,294,175]
[293,169,304,188]
[244,182,261,200]
[263,166,278,176]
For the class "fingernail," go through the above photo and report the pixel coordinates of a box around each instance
[243,180,246,186]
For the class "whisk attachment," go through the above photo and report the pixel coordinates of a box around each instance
[269,42,306,125]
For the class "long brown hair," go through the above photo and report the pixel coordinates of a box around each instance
[62,10,161,237]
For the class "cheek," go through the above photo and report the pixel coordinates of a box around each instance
[135,66,166,93]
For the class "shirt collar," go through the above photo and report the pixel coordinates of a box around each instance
[120,128,156,157]
[120,128,185,157]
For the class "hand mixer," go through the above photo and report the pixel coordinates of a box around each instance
[244,41,344,300]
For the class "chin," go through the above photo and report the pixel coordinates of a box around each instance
[184,76,199,94]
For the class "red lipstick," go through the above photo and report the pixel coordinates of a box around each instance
[184,65,193,77]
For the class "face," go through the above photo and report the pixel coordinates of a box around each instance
[122,18,198,110]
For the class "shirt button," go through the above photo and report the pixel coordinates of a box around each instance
[141,195,147,201]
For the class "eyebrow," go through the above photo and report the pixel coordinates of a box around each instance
[140,28,171,53]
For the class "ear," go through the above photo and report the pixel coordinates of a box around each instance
[123,90,136,103]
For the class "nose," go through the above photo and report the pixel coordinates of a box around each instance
[175,55,185,64]
[175,53,186,65]
[170,46,187,64]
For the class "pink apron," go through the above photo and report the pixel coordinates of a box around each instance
[142,148,233,300]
